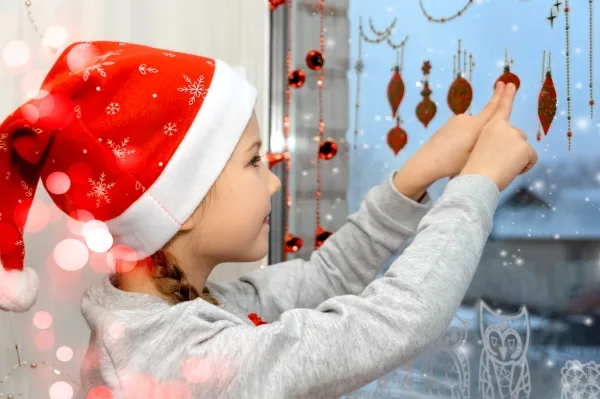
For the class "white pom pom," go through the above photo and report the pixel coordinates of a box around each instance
[0,266,40,312]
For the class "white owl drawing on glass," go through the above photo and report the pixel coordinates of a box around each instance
[479,300,531,399]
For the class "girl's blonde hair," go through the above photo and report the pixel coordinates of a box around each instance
[147,249,219,305]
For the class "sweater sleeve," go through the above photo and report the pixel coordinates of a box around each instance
[207,172,432,321]
[183,175,500,398]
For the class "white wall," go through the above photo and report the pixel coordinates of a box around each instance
[0,1,269,396]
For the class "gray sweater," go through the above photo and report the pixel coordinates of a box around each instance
[79,174,499,399]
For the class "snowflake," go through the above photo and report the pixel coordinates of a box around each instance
[79,62,115,81]
[87,173,116,208]
[178,75,207,105]
[206,60,215,67]
[93,50,123,62]
[0,133,7,152]
[21,181,32,197]
[163,123,177,136]
[138,64,159,75]
[106,138,136,162]
[106,102,120,115]
[163,52,176,58]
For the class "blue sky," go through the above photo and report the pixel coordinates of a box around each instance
[347,0,600,212]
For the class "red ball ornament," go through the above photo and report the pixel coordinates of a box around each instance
[495,66,521,90]
[268,0,287,11]
[306,50,325,71]
[315,226,332,248]
[318,140,337,160]
[288,70,306,89]
[447,76,473,115]
[387,122,408,156]
[284,233,302,253]
[266,152,290,168]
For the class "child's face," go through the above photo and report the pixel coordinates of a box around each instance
[185,112,281,264]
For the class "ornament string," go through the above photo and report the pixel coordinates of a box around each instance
[589,0,595,119]
[315,0,326,248]
[353,18,393,150]
[419,0,474,23]
[0,345,80,398]
[283,0,294,257]
[565,0,572,150]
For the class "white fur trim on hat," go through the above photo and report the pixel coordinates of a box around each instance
[106,59,257,258]
[0,266,40,312]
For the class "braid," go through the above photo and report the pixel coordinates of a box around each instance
[149,250,219,306]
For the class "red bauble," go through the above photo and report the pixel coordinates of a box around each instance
[288,70,306,88]
[387,66,405,118]
[416,82,437,128]
[284,233,302,253]
[306,50,325,71]
[315,226,332,248]
[268,0,287,11]
[495,66,521,90]
[387,121,408,156]
[318,140,337,160]
[447,75,473,115]
[266,152,290,168]
[538,71,557,135]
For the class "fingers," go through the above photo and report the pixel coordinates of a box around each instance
[491,83,518,121]
[520,146,538,175]
[476,81,505,123]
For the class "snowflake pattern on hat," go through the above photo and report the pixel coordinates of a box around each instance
[0,40,257,312]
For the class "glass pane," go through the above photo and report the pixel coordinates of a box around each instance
[282,0,600,397]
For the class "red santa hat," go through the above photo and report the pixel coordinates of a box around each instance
[0,41,257,312]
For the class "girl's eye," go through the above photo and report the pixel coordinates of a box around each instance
[250,155,262,167]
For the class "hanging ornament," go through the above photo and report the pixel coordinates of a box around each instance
[388,65,405,118]
[354,17,398,150]
[314,226,332,248]
[447,40,473,115]
[495,49,520,90]
[419,0,474,23]
[387,118,408,155]
[266,152,290,168]
[269,0,287,11]
[318,140,337,160]
[416,60,437,128]
[538,51,557,137]
[588,0,595,119]
[564,0,573,150]
[284,233,303,253]
[288,69,306,88]
[306,50,324,70]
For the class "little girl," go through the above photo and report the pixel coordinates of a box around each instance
[0,41,536,398]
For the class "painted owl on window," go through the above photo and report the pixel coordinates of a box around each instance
[479,300,531,399]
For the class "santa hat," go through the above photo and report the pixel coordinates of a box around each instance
[0,41,257,312]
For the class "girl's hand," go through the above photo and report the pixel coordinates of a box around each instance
[393,82,507,200]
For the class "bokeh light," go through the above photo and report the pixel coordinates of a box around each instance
[21,199,50,233]
[66,209,95,236]
[56,346,74,362]
[33,310,53,330]
[53,238,89,271]
[49,381,74,399]
[83,220,113,253]
[21,69,46,100]
[43,25,68,49]
[86,386,114,399]
[106,245,138,274]
[35,330,55,351]
[46,172,71,195]
[2,40,30,68]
